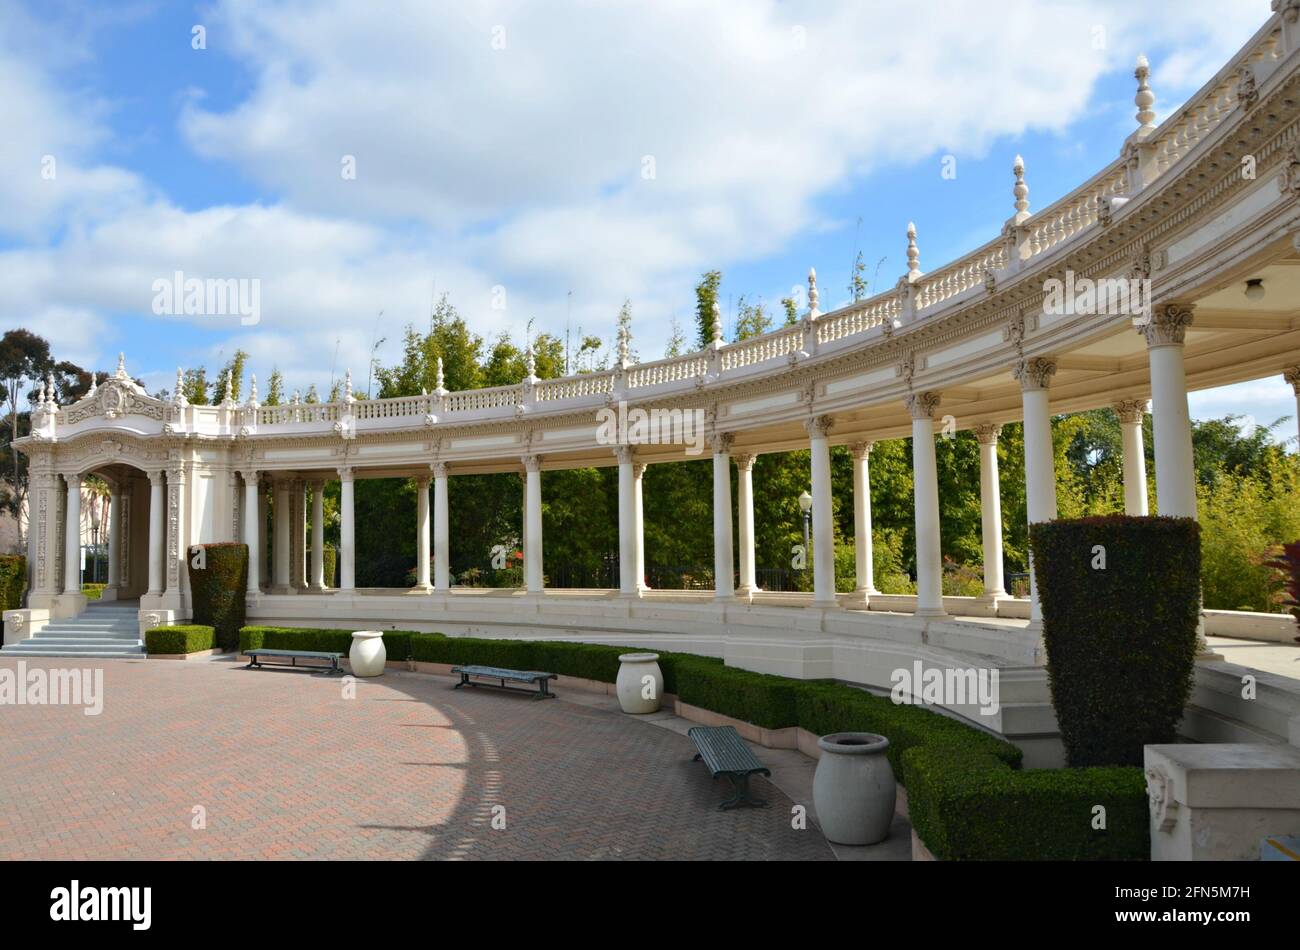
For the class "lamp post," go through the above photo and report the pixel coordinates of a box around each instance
[798,490,812,572]
[89,501,101,585]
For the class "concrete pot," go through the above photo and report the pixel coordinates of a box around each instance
[813,732,896,845]
[616,652,663,714]
[349,630,386,677]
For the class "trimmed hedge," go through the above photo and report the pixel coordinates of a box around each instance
[0,554,26,611]
[241,626,426,660]
[189,543,249,651]
[322,545,338,589]
[1030,516,1200,766]
[236,625,1149,859]
[146,624,216,654]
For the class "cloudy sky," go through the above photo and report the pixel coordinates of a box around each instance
[1,0,1295,444]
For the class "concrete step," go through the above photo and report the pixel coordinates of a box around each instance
[9,639,144,648]
[40,624,138,633]
[1,646,145,657]
[37,633,142,641]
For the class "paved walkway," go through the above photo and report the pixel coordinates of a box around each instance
[0,656,839,861]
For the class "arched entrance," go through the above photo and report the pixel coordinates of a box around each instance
[78,461,153,604]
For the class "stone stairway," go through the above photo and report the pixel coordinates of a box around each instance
[1,602,144,658]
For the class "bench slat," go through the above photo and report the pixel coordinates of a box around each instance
[688,726,767,775]
[246,649,342,659]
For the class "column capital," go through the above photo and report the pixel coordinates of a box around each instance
[432,460,449,478]
[165,463,186,484]
[849,441,874,459]
[1140,302,1194,347]
[971,423,1002,445]
[1014,357,1057,391]
[1284,366,1300,392]
[337,465,355,482]
[1112,398,1149,423]
[239,468,259,484]
[710,431,734,455]
[146,468,166,485]
[733,452,756,471]
[632,462,647,478]
[414,474,431,488]
[904,391,941,420]
[59,470,83,484]
[522,454,542,473]
[308,477,326,490]
[613,445,635,465]
[803,414,833,438]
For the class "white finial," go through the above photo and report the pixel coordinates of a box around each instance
[174,368,186,406]
[617,322,629,366]
[45,373,58,412]
[115,353,126,378]
[344,369,354,403]
[248,374,259,407]
[87,374,97,398]
[292,389,301,405]
[711,301,723,345]
[223,372,234,406]
[1135,54,1156,134]
[1013,155,1030,222]
[525,345,536,380]
[906,222,921,278]
[36,378,46,406]
[435,356,446,393]
[808,267,820,317]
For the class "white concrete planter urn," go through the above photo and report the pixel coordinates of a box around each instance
[349,630,386,677]
[813,732,896,845]
[616,652,663,714]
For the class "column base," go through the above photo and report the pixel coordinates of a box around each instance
[55,592,88,619]
[913,606,948,618]
[408,584,433,594]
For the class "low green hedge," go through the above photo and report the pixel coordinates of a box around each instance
[240,626,427,660]
[146,625,216,654]
[236,625,1148,859]
[0,554,26,611]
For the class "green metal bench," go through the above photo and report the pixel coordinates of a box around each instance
[687,725,771,809]
[451,664,557,700]
[243,648,344,675]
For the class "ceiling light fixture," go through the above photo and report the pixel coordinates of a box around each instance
[1244,278,1266,301]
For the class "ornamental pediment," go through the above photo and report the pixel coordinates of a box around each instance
[62,355,168,425]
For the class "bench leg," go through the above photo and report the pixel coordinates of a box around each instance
[453,673,469,690]
[719,774,768,811]
[244,658,260,670]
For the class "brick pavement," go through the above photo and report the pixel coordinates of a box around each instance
[0,656,833,860]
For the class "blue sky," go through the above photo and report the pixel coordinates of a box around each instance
[1,0,1295,445]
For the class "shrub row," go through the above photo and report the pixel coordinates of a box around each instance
[240,626,429,659]
[188,543,249,650]
[232,625,1148,860]
[145,625,216,654]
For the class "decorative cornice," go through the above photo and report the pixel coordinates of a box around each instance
[904,391,941,420]
[1140,303,1194,348]
[1013,357,1057,391]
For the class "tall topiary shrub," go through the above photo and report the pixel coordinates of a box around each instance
[322,545,338,588]
[1029,515,1200,766]
[0,555,27,611]
[188,543,248,650]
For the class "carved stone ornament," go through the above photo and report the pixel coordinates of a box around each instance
[904,391,941,420]
[1236,63,1258,111]
[1140,303,1195,347]
[1014,357,1058,391]
[63,375,163,425]
[1279,144,1300,198]
[1145,766,1179,833]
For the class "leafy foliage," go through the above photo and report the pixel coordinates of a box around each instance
[188,543,248,650]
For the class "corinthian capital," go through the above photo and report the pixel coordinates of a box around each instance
[971,423,1002,445]
[1140,303,1194,348]
[1014,357,1057,391]
[904,391,941,420]
[1112,399,1149,424]
[803,415,832,439]
[1284,366,1300,393]
[710,431,734,455]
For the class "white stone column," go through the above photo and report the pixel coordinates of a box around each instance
[338,467,356,590]
[734,453,758,595]
[106,486,122,592]
[63,472,82,596]
[1115,399,1150,516]
[147,471,165,596]
[616,447,637,595]
[292,480,307,589]
[242,472,261,594]
[310,479,325,589]
[1016,358,1059,625]
[1286,367,1300,450]
[807,417,836,606]
[415,475,432,590]
[633,463,647,591]
[906,393,945,617]
[272,479,291,592]
[523,455,544,593]
[850,442,878,600]
[433,462,450,590]
[972,424,1006,601]
[163,463,187,604]
[257,481,269,591]
[712,433,735,600]
[1143,304,1197,519]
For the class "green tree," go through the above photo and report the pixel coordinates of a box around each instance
[694,270,722,349]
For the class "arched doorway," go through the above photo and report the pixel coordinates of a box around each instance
[78,461,152,604]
